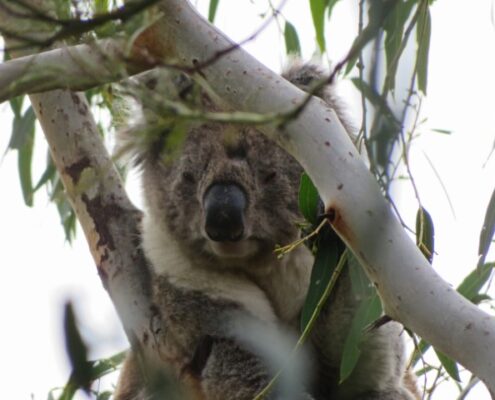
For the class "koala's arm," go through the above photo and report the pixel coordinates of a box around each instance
[114,276,314,400]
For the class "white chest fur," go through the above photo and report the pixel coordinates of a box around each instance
[141,214,313,325]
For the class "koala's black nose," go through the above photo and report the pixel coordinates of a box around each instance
[203,183,247,242]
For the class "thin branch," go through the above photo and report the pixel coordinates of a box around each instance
[1,0,160,52]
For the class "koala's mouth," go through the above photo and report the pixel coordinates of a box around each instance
[206,238,259,259]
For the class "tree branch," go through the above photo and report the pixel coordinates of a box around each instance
[0,0,162,371]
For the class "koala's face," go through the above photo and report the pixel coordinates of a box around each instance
[141,124,303,268]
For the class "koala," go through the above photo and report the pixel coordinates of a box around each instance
[113,62,419,400]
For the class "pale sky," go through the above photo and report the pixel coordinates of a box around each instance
[1,0,494,399]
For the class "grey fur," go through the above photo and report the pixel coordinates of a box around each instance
[114,63,418,400]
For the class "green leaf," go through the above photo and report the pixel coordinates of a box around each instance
[416,3,431,95]
[33,154,56,192]
[430,128,452,135]
[9,96,24,118]
[340,292,382,382]
[63,302,91,395]
[348,253,373,299]
[94,0,109,14]
[434,349,461,381]
[9,106,36,150]
[310,0,328,53]
[12,107,37,207]
[208,0,220,23]
[416,207,434,263]
[345,0,398,74]
[478,187,495,268]
[410,338,431,367]
[327,0,340,19]
[351,78,399,128]
[284,21,301,56]
[18,132,35,207]
[383,0,416,92]
[298,172,319,225]
[301,232,341,331]
[457,263,494,302]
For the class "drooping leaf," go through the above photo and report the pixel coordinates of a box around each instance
[94,0,109,14]
[348,253,375,299]
[478,187,495,268]
[18,131,35,207]
[9,95,24,118]
[383,0,416,92]
[11,107,36,207]
[345,0,399,74]
[284,21,301,56]
[52,180,77,242]
[300,228,342,331]
[63,302,91,395]
[434,349,461,381]
[351,78,400,128]
[298,172,319,225]
[33,153,56,192]
[208,0,220,23]
[430,128,452,135]
[58,349,126,399]
[410,338,430,367]
[457,263,494,302]
[416,2,431,94]
[340,291,382,382]
[326,0,340,19]
[416,207,434,263]
[9,106,36,150]
[310,0,328,53]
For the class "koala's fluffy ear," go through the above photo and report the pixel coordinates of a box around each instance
[113,68,221,168]
[282,60,358,141]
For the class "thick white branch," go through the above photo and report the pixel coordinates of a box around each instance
[149,0,495,387]
[0,38,154,103]
[0,2,161,369]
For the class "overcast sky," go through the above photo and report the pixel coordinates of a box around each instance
[1,0,495,399]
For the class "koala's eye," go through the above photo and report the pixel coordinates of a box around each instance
[262,171,277,184]
[225,144,247,160]
[182,171,196,184]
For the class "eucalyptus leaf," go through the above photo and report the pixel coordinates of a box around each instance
[9,96,24,118]
[351,78,400,128]
[33,155,56,192]
[434,349,461,381]
[345,0,398,74]
[18,131,34,207]
[208,0,220,23]
[416,207,434,263]
[416,3,431,94]
[478,187,495,268]
[12,107,37,207]
[457,263,494,302]
[9,106,36,150]
[327,0,340,19]
[383,0,415,92]
[340,292,382,382]
[310,0,327,53]
[63,302,91,395]
[284,21,301,56]
[298,172,319,225]
[300,228,342,331]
